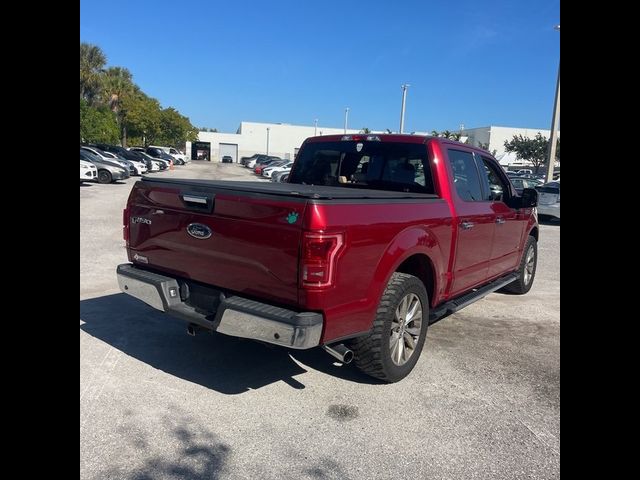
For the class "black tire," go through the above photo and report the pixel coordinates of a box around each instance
[502,235,537,294]
[349,272,429,383]
[97,170,112,184]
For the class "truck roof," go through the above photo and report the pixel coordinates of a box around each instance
[304,134,494,158]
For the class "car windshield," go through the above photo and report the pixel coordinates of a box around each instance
[289,140,434,194]
[80,149,101,162]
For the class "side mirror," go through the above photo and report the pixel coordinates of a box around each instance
[520,188,538,208]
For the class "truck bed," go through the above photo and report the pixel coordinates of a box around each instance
[140,177,439,201]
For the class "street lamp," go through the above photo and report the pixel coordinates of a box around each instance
[266,127,271,155]
[344,108,350,133]
[399,84,410,134]
[314,118,318,136]
[545,24,560,183]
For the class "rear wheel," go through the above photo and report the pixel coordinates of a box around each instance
[349,272,429,383]
[502,235,537,294]
[97,170,112,184]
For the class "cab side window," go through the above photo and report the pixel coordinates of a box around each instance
[477,155,509,202]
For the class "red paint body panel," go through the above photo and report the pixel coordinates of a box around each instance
[124,136,538,344]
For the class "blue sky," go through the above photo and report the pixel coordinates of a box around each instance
[80,0,560,134]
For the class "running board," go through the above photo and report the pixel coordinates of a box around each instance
[429,272,519,323]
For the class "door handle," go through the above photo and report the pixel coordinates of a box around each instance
[460,221,475,230]
[495,217,505,225]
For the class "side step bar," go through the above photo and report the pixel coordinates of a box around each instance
[429,272,519,324]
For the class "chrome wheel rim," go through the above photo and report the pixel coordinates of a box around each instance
[390,293,423,366]
[524,245,535,285]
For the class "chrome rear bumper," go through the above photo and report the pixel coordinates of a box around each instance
[116,263,323,349]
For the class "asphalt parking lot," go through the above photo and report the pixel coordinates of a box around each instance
[80,161,560,480]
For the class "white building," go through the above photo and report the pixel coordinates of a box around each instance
[187,121,559,167]
[460,125,560,159]
[186,121,365,163]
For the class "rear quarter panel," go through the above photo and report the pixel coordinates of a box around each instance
[302,200,453,342]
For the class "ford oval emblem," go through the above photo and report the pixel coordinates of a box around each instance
[187,223,212,239]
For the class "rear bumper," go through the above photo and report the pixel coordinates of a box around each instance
[116,264,323,349]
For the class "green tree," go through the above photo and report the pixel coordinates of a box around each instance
[503,132,549,173]
[80,98,119,143]
[80,43,106,104]
[121,91,162,146]
[157,107,199,147]
[101,67,134,145]
[360,127,371,134]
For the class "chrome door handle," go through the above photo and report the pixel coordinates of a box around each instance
[460,221,475,230]
[496,217,505,225]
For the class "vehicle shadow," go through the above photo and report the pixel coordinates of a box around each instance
[80,294,381,395]
[79,182,93,187]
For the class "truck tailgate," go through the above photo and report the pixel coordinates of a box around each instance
[126,179,308,307]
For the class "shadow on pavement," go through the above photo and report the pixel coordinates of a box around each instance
[80,294,380,395]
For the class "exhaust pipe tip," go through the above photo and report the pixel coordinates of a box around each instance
[323,344,354,364]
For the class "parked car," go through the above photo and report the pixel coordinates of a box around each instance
[535,180,560,220]
[246,155,282,169]
[117,135,539,383]
[262,161,293,178]
[270,170,291,182]
[80,149,129,184]
[130,148,170,170]
[80,159,97,183]
[94,143,156,171]
[145,147,179,166]
[149,145,189,164]
[240,153,261,166]
[510,177,543,194]
[516,169,533,175]
[254,158,284,175]
[101,150,148,175]
[81,145,136,176]
[221,155,233,163]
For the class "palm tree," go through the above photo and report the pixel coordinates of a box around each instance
[360,127,371,134]
[102,67,134,145]
[80,43,106,104]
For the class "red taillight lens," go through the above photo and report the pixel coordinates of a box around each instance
[122,208,129,243]
[301,233,344,288]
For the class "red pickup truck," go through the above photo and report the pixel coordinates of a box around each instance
[117,135,538,382]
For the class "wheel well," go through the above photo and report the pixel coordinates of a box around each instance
[396,254,435,303]
[530,226,539,241]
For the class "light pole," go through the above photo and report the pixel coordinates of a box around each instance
[314,118,318,136]
[266,127,271,155]
[344,107,349,133]
[545,24,560,183]
[399,84,410,134]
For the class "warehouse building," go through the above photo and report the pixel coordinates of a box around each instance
[187,122,559,166]
[186,121,364,163]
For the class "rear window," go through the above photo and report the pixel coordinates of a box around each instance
[289,141,434,194]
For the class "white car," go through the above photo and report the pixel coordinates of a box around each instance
[262,161,293,178]
[150,145,190,164]
[80,159,97,183]
[536,180,560,220]
[101,150,147,175]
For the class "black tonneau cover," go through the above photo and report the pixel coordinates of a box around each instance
[141,177,439,200]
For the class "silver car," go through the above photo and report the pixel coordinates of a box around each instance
[536,181,560,220]
[80,148,129,184]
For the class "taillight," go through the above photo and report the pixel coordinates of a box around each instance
[301,232,344,288]
[122,207,129,243]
